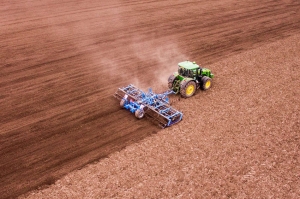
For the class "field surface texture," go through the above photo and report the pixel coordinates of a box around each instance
[0,0,299,198]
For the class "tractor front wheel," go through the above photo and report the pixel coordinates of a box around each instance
[180,80,196,98]
[200,76,212,90]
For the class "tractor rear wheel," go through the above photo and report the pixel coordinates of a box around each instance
[168,74,176,89]
[168,74,180,94]
[180,80,196,98]
[200,76,212,90]
[135,109,145,119]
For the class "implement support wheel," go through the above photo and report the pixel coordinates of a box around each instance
[120,99,126,107]
[135,109,145,119]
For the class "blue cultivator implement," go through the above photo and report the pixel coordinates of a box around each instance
[114,84,183,128]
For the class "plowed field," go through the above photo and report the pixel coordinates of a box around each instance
[0,0,299,198]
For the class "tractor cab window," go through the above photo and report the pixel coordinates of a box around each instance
[178,67,184,76]
[178,67,194,78]
[197,68,202,76]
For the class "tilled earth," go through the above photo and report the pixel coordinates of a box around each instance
[0,0,299,198]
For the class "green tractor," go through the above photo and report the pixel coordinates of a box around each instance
[168,61,214,98]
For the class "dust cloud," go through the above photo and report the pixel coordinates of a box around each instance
[1,1,189,94]
[129,37,189,92]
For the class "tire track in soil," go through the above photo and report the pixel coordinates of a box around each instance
[0,0,300,198]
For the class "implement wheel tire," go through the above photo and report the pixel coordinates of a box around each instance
[180,80,196,98]
[135,109,145,119]
[120,99,126,107]
[200,76,212,90]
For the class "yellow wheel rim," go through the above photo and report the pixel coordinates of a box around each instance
[186,84,195,95]
[205,80,211,89]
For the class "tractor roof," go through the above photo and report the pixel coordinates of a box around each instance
[178,61,200,70]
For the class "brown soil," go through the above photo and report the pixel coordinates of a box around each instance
[0,0,299,198]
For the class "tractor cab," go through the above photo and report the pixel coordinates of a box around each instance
[178,61,201,78]
[168,60,214,98]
